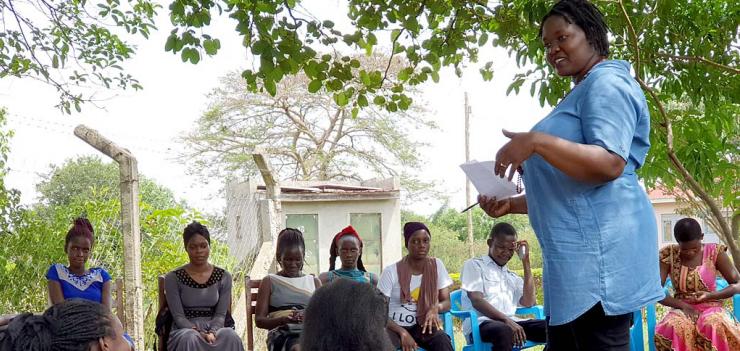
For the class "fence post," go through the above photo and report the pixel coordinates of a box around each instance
[74,125,144,351]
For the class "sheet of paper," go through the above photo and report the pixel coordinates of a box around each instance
[460,160,519,199]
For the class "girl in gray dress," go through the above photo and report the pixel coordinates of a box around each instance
[164,221,244,351]
[256,228,321,351]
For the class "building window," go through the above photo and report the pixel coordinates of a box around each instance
[350,213,382,276]
[661,214,687,244]
[286,214,320,275]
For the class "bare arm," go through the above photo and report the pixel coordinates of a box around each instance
[437,287,451,313]
[101,281,112,309]
[707,251,740,300]
[495,131,625,184]
[255,277,291,330]
[318,272,329,285]
[313,276,322,289]
[47,281,65,305]
[518,253,536,307]
[532,133,626,183]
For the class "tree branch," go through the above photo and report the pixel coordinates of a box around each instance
[618,0,641,78]
[619,7,738,265]
[656,54,740,75]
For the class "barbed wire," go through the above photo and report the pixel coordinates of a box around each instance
[5,112,182,157]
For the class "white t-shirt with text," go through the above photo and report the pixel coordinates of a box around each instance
[377,258,453,327]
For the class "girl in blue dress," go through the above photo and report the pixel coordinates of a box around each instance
[46,217,134,349]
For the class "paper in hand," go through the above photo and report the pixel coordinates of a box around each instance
[460,160,519,199]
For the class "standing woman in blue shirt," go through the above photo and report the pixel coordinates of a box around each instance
[479,0,663,349]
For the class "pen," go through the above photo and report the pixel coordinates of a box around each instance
[460,202,479,213]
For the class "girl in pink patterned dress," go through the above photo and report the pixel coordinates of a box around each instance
[655,218,740,350]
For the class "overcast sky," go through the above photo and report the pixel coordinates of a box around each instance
[0,0,549,216]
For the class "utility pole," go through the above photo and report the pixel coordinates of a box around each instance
[464,92,474,256]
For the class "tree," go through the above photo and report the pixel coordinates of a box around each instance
[0,109,21,231]
[182,54,437,198]
[0,0,159,112]
[168,0,739,267]
[0,156,237,349]
[36,155,181,212]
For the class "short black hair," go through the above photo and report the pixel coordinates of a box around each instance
[300,279,393,351]
[276,228,306,262]
[539,0,610,57]
[5,299,117,351]
[183,221,210,246]
[674,218,703,242]
[490,222,517,241]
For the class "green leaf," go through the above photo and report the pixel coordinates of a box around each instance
[357,94,368,107]
[308,79,322,93]
[52,55,59,69]
[264,78,276,96]
[334,92,349,106]
[203,39,220,55]
[478,33,489,46]
[373,96,385,105]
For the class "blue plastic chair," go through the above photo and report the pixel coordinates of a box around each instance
[449,289,545,351]
[396,311,455,351]
[646,277,740,351]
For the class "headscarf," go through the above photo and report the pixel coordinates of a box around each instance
[333,225,363,246]
[397,222,438,321]
[402,222,430,247]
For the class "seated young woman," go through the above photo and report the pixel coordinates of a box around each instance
[378,222,454,351]
[256,228,321,351]
[318,225,378,286]
[164,221,243,351]
[0,299,130,351]
[655,218,740,351]
[46,217,134,349]
[300,279,394,351]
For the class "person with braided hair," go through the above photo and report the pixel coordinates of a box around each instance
[318,226,378,286]
[46,217,134,349]
[0,299,130,351]
[480,0,663,349]
[256,228,322,351]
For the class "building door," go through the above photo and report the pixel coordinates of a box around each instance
[286,214,320,275]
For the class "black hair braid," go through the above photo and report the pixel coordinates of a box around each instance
[539,0,610,56]
[329,239,338,271]
[8,300,115,351]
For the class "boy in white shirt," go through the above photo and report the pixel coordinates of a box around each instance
[460,223,546,351]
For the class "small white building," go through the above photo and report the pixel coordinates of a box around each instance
[648,188,721,247]
[226,177,402,276]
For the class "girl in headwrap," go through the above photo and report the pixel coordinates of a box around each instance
[377,222,454,351]
[319,225,378,286]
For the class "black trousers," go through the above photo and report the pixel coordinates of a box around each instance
[546,303,632,351]
[387,324,453,351]
[476,319,547,351]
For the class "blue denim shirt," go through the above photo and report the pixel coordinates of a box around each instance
[524,60,663,325]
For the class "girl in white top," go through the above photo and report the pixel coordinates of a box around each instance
[377,222,453,351]
[256,228,321,351]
